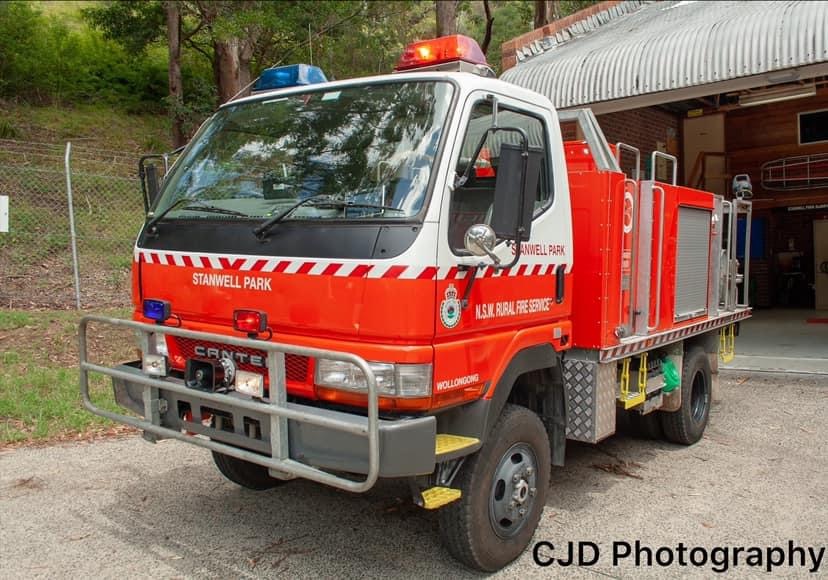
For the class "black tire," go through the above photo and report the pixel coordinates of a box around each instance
[438,404,551,572]
[211,451,288,490]
[660,346,711,445]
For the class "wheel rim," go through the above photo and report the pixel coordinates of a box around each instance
[690,369,709,423]
[488,442,539,539]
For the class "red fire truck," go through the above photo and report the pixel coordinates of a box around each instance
[80,35,751,571]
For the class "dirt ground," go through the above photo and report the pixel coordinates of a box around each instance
[1,371,825,578]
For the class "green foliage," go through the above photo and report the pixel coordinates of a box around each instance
[0,118,21,139]
[0,0,595,146]
[0,2,43,97]
[460,1,534,74]
[0,1,167,111]
[0,309,131,444]
[82,0,165,54]
[0,311,35,331]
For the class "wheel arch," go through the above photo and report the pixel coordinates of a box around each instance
[436,344,566,465]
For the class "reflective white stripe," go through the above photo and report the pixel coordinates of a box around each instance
[137,250,572,279]
[283,261,304,274]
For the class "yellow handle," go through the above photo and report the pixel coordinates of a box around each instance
[719,325,736,363]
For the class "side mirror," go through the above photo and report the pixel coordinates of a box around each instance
[139,156,165,212]
[489,142,543,242]
[139,146,185,212]
[144,164,162,206]
[463,223,499,265]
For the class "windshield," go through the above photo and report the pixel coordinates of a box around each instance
[154,80,454,222]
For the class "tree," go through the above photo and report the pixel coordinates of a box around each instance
[534,0,557,29]
[459,1,533,74]
[436,0,457,36]
[164,1,185,147]
[534,0,598,29]
[480,0,494,54]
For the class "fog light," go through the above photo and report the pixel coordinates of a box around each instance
[143,353,167,376]
[235,370,264,398]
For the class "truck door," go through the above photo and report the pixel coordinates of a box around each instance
[434,92,573,340]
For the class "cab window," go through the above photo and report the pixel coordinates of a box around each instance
[448,101,552,251]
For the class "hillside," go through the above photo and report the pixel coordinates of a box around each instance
[0,102,171,155]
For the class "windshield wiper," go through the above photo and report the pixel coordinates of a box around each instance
[253,196,408,239]
[321,201,406,213]
[253,194,334,238]
[146,199,248,234]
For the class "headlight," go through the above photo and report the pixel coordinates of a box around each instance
[315,360,432,398]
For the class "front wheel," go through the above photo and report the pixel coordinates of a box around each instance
[211,451,289,490]
[438,404,551,572]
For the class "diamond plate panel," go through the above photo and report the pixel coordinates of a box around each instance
[563,359,617,443]
[595,363,617,441]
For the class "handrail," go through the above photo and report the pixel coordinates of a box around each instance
[721,200,733,310]
[761,153,828,191]
[651,151,677,185]
[618,178,638,337]
[79,315,380,493]
[557,108,622,173]
[647,185,665,331]
[615,142,641,181]
[735,198,752,308]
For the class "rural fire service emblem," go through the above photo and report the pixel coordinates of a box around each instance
[440,284,461,329]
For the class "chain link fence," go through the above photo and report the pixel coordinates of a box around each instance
[0,139,144,309]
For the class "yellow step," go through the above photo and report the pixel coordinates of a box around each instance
[435,434,479,455]
[621,391,646,410]
[421,486,462,510]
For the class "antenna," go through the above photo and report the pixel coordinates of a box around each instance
[308,23,313,65]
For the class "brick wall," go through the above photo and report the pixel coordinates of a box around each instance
[591,108,680,179]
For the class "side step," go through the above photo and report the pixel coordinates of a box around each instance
[420,486,462,509]
[414,434,480,510]
[435,434,480,460]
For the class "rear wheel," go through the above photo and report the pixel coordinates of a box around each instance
[660,346,711,445]
[438,404,551,572]
[211,451,288,490]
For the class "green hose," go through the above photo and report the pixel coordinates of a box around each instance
[661,358,680,393]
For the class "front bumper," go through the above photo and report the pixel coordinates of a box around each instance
[80,316,436,492]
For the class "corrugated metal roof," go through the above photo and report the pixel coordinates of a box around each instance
[501,1,828,109]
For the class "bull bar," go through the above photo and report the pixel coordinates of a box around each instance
[79,315,384,493]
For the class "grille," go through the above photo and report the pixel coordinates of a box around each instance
[170,337,310,382]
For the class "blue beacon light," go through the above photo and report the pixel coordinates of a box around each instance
[142,299,171,323]
[252,64,328,93]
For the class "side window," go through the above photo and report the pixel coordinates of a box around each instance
[448,101,552,251]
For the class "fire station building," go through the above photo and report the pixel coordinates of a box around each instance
[502,0,828,311]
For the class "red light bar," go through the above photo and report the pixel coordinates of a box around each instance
[395,35,488,72]
[233,309,268,334]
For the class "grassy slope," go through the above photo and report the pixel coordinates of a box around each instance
[0,86,167,444]
[0,4,169,445]
[0,102,171,154]
[0,309,135,445]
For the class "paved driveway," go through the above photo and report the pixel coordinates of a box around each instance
[1,372,826,578]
